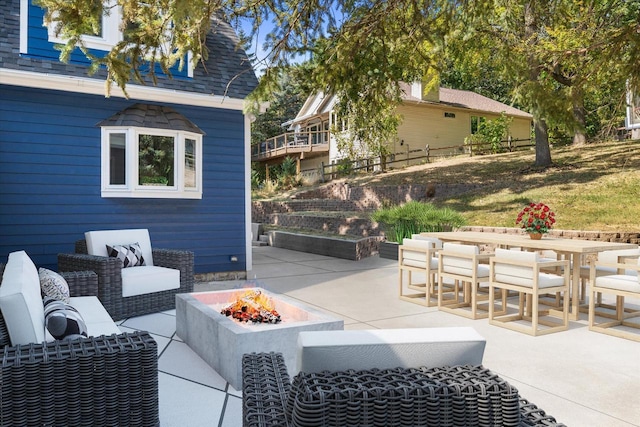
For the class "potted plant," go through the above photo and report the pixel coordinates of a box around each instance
[371,201,466,259]
[515,202,556,239]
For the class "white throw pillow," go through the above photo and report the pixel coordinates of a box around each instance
[39,267,71,303]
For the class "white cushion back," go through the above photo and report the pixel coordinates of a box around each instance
[85,229,154,266]
[0,251,46,345]
[441,243,479,274]
[493,248,538,279]
[599,248,640,277]
[410,235,443,249]
[403,238,436,250]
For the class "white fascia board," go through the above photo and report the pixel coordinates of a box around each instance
[0,68,246,111]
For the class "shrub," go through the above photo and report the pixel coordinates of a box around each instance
[370,201,466,243]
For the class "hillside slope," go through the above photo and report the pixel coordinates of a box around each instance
[263,140,640,232]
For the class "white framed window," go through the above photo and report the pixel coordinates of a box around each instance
[46,0,122,51]
[101,127,203,199]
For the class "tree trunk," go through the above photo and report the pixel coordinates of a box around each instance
[572,85,587,145]
[525,1,553,167]
[534,118,552,167]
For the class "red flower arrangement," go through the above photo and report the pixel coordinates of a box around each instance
[515,202,556,234]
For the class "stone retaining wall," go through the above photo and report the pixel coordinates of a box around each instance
[252,200,367,223]
[462,226,640,244]
[291,182,484,203]
[268,213,381,237]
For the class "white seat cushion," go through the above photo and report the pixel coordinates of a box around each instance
[0,251,46,345]
[121,266,180,297]
[494,272,565,288]
[595,275,640,293]
[69,296,122,337]
[402,256,438,270]
[85,229,154,266]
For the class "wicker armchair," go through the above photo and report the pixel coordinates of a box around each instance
[58,238,194,320]
[0,264,159,427]
[242,352,565,427]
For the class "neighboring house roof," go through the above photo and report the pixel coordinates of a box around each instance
[290,84,532,126]
[399,82,532,119]
[291,92,338,125]
[97,103,206,134]
[0,1,257,100]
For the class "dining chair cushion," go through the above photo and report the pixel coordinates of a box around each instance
[401,239,439,269]
[581,250,640,279]
[493,248,564,289]
[403,238,438,250]
[595,275,640,293]
[402,256,438,270]
[410,235,443,249]
[441,243,489,277]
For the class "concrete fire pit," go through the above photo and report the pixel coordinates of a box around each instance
[175,288,343,390]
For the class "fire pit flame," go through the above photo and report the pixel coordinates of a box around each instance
[220,290,281,323]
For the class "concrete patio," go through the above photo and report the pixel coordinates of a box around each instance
[118,246,640,427]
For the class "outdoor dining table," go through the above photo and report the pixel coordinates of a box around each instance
[421,231,638,320]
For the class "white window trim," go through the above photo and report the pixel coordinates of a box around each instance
[46,0,122,52]
[40,1,194,76]
[101,126,203,199]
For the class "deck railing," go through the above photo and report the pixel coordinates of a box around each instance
[251,130,330,160]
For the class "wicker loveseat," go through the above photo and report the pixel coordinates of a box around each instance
[58,229,194,320]
[242,352,565,427]
[0,263,159,427]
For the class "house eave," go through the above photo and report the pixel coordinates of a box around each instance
[0,68,246,111]
[401,98,533,120]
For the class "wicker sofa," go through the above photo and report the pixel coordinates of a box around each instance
[242,352,565,427]
[0,262,159,427]
[58,229,194,320]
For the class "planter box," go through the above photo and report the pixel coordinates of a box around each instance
[378,241,399,260]
[268,231,383,261]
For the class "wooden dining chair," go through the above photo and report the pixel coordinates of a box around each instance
[489,248,570,336]
[588,255,640,341]
[398,237,444,306]
[437,242,503,319]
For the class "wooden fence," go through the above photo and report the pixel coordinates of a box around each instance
[304,138,534,183]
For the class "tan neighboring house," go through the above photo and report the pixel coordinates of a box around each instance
[252,81,533,182]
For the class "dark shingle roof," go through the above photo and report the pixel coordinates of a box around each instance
[96,103,206,134]
[0,0,258,100]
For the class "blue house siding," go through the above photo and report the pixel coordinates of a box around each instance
[0,84,247,274]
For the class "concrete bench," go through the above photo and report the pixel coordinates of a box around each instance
[296,326,486,374]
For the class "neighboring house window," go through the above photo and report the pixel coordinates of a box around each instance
[444,112,456,118]
[471,116,486,134]
[101,127,202,199]
[98,104,204,199]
